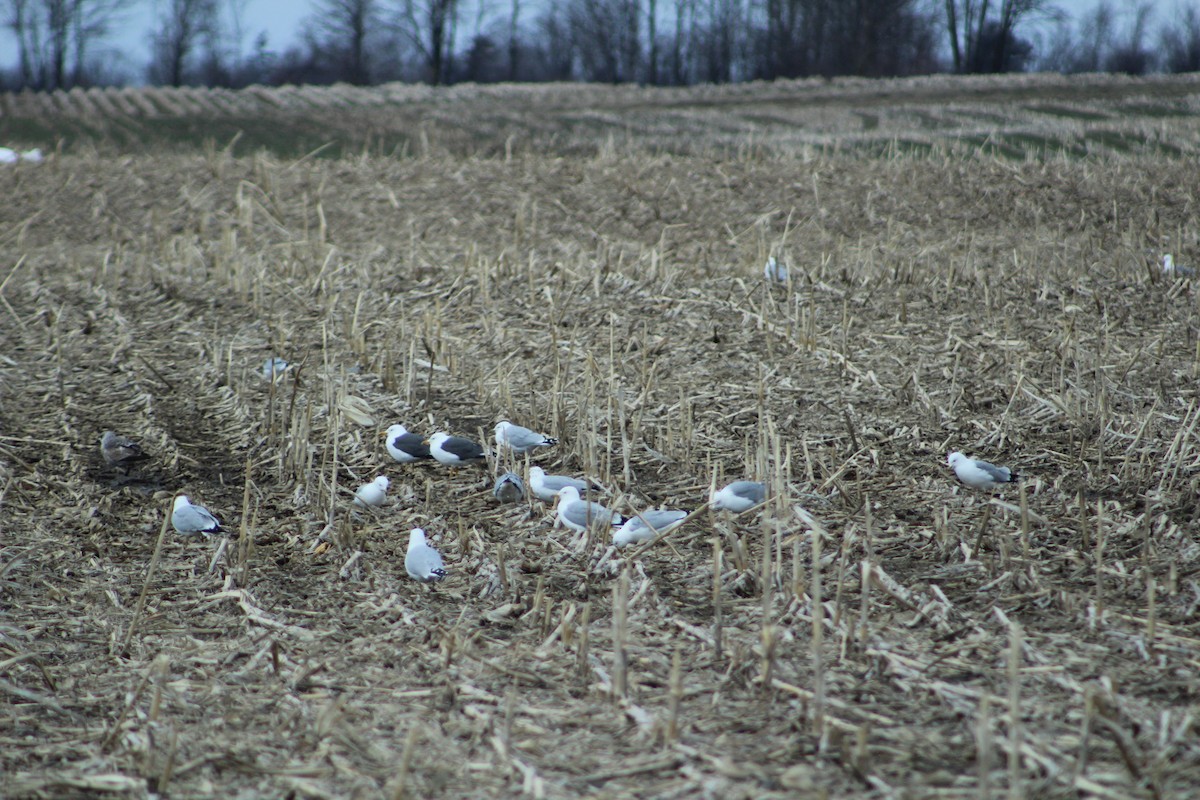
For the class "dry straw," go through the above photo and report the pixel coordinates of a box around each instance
[4,77,1200,797]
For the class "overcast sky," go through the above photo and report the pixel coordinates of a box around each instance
[0,0,1180,82]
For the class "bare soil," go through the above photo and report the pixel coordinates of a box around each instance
[2,76,1200,799]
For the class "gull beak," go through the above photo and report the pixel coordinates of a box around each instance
[421,438,431,446]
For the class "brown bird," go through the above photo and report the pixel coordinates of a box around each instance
[100,430,150,473]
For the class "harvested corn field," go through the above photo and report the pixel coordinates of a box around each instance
[1,74,1200,799]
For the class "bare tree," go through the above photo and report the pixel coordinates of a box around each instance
[5,0,41,87]
[4,0,132,88]
[1071,1,1115,72]
[395,0,461,84]
[507,0,520,78]
[527,0,575,79]
[566,0,642,82]
[944,0,1051,73]
[150,0,220,86]
[1162,3,1200,72]
[309,0,383,84]
[668,0,693,84]
[1105,1,1153,73]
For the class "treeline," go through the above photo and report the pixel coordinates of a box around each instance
[2,0,1198,92]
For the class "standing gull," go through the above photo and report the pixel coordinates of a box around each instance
[262,357,289,381]
[764,256,789,283]
[100,430,150,473]
[384,424,433,463]
[614,508,688,547]
[711,481,767,513]
[494,421,558,454]
[406,528,447,582]
[555,485,623,534]
[1162,254,1195,277]
[171,495,222,537]
[426,432,486,466]
[947,452,1019,490]
[354,475,390,507]
[528,466,593,503]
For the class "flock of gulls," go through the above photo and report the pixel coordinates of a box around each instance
[101,408,1021,585]
[100,247,1190,584]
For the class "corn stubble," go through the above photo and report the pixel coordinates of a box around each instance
[1,75,1199,799]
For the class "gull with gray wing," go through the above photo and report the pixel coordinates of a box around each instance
[171,495,222,537]
[614,508,688,546]
[528,466,594,503]
[495,421,558,454]
[406,528,447,582]
[493,471,526,503]
[947,452,1019,490]
[555,485,622,534]
[711,480,766,513]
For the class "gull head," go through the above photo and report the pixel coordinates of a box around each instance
[408,527,428,549]
[947,451,965,468]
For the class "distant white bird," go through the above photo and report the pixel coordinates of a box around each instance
[528,466,593,503]
[494,421,558,454]
[0,147,42,165]
[493,471,526,503]
[555,485,622,534]
[171,495,222,536]
[764,256,789,283]
[100,430,149,473]
[405,528,447,582]
[711,480,766,513]
[947,452,1019,490]
[426,432,486,466]
[384,424,432,463]
[1162,254,1195,277]
[261,357,289,381]
[614,508,688,547]
[354,475,389,507]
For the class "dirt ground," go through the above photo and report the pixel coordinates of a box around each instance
[2,78,1200,799]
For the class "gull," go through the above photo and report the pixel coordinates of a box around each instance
[555,485,622,534]
[1162,254,1195,277]
[406,528,447,582]
[171,495,222,537]
[528,466,593,503]
[493,471,526,503]
[947,452,1019,490]
[614,508,688,547]
[353,475,389,507]
[711,480,767,513]
[495,421,558,454]
[384,424,432,463]
[764,256,789,282]
[262,357,289,381]
[425,432,486,466]
[100,430,150,473]
[0,147,42,164]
